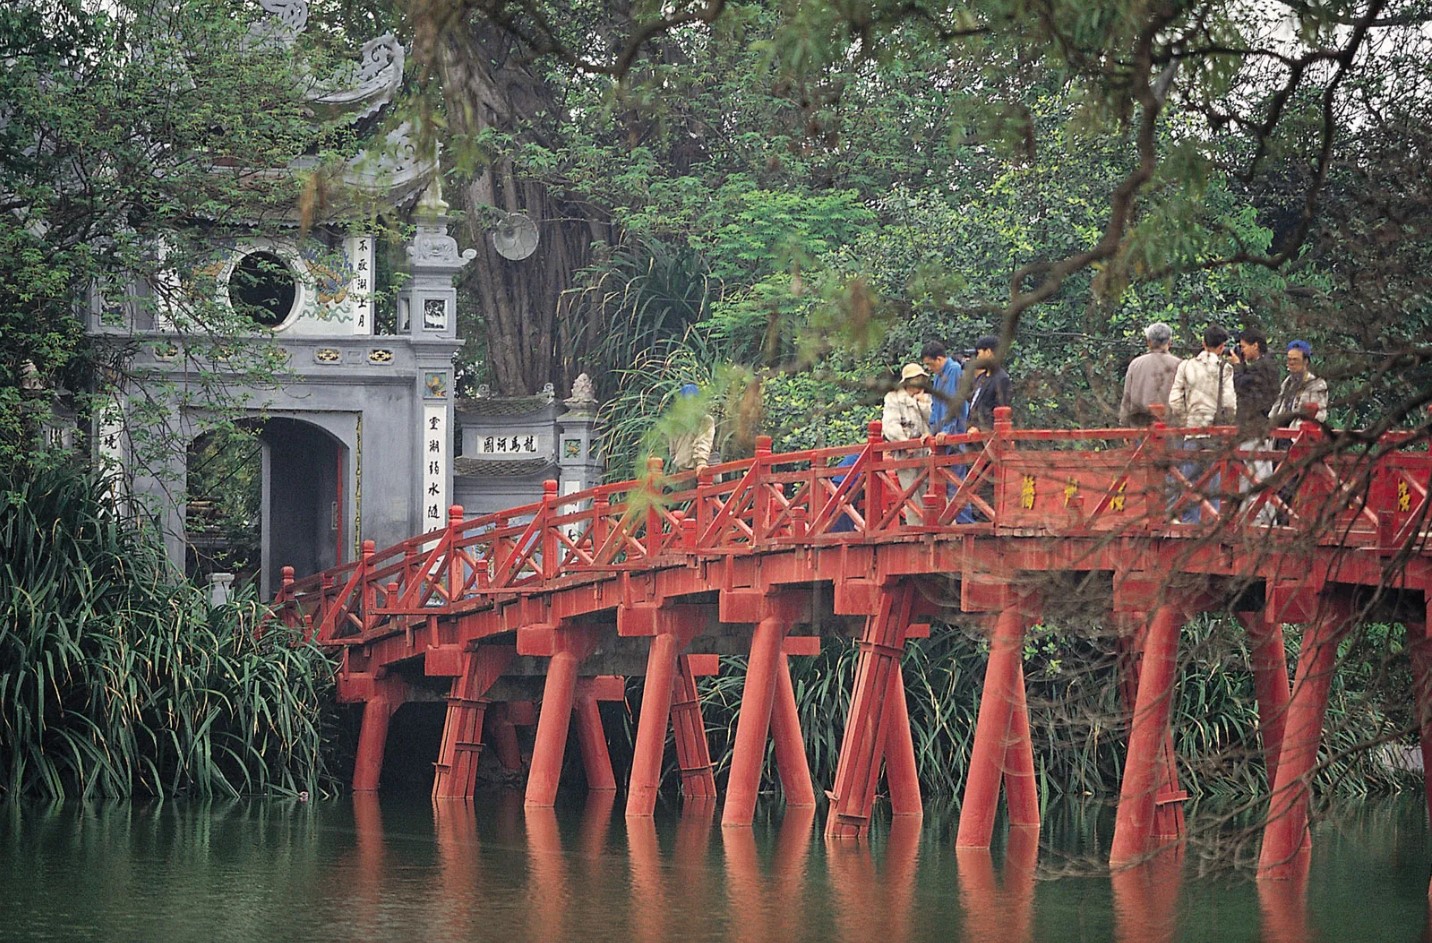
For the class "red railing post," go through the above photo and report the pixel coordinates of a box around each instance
[276,565,296,632]
[541,482,559,578]
[866,421,883,533]
[592,492,611,563]
[1147,403,1169,531]
[446,505,464,599]
[359,539,376,631]
[644,457,664,558]
[695,465,715,537]
[990,406,1014,526]
[753,435,773,542]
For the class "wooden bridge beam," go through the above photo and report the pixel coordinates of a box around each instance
[1236,608,1293,788]
[525,622,604,808]
[1110,601,1190,867]
[351,674,408,793]
[626,605,709,817]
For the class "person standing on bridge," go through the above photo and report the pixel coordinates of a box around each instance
[1228,326,1281,520]
[1270,340,1329,426]
[883,362,932,525]
[667,383,715,477]
[966,335,1013,434]
[1168,325,1237,522]
[922,340,971,522]
[1118,322,1181,426]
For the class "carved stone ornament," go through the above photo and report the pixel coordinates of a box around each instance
[405,179,477,271]
[540,382,556,404]
[565,373,598,410]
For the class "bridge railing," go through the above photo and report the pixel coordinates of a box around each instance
[272,407,1432,643]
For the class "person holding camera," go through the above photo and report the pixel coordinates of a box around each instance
[1228,326,1279,433]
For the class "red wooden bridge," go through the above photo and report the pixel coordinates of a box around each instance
[275,407,1432,877]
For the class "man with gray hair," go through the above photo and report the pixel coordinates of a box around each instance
[1119,322,1181,426]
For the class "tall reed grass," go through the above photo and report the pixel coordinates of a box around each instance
[0,462,337,801]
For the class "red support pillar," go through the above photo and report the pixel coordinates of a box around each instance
[1003,662,1040,827]
[1258,594,1353,879]
[352,683,403,792]
[671,654,717,800]
[1110,602,1185,867]
[1238,610,1293,789]
[770,652,816,808]
[957,601,1037,847]
[574,691,617,792]
[525,648,581,807]
[883,663,923,817]
[826,582,916,839]
[627,630,682,817]
[433,646,513,800]
[724,612,787,827]
[487,703,524,774]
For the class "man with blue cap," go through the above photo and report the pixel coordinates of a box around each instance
[668,383,715,475]
[1270,340,1329,424]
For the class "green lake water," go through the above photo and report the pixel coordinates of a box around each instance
[1,792,1428,942]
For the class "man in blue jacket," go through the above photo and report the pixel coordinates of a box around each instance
[921,341,967,440]
[920,341,972,521]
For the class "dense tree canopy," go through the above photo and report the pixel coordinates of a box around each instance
[410,0,1431,465]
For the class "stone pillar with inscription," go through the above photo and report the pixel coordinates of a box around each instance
[557,374,604,498]
[398,180,475,534]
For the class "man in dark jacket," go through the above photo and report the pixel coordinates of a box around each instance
[967,335,1013,433]
[1229,326,1279,434]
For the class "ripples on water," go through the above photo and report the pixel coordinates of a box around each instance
[1,793,1428,942]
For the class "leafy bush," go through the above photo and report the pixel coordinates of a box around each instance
[0,461,338,801]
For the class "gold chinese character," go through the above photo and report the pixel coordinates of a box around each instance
[1063,479,1079,506]
[1398,480,1411,512]
[1020,475,1036,510]
[1110,480,1126,513]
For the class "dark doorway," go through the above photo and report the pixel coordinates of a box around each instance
[263,417,347,594]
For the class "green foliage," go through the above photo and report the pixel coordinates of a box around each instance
[0,461,339,801]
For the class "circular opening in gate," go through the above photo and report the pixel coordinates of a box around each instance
[228,250,298,328]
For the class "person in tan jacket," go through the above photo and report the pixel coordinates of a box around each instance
[1167,326,1237,522]
[667,383,715,475]
[882,363,932,525]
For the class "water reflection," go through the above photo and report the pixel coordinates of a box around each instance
[1110,847,1182,943]
[1,796,1429,942]
[957,826,1037,943]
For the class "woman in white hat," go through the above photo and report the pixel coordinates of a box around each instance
[882,362,932,524]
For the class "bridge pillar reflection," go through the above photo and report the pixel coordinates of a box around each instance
[957,581,1041,848]
[1258,589,1355,879]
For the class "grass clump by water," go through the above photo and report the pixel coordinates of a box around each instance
[0,461,339,802]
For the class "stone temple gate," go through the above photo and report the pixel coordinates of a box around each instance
[81,5,603,597]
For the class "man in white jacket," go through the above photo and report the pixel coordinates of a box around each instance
[1167,326,1237,522]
